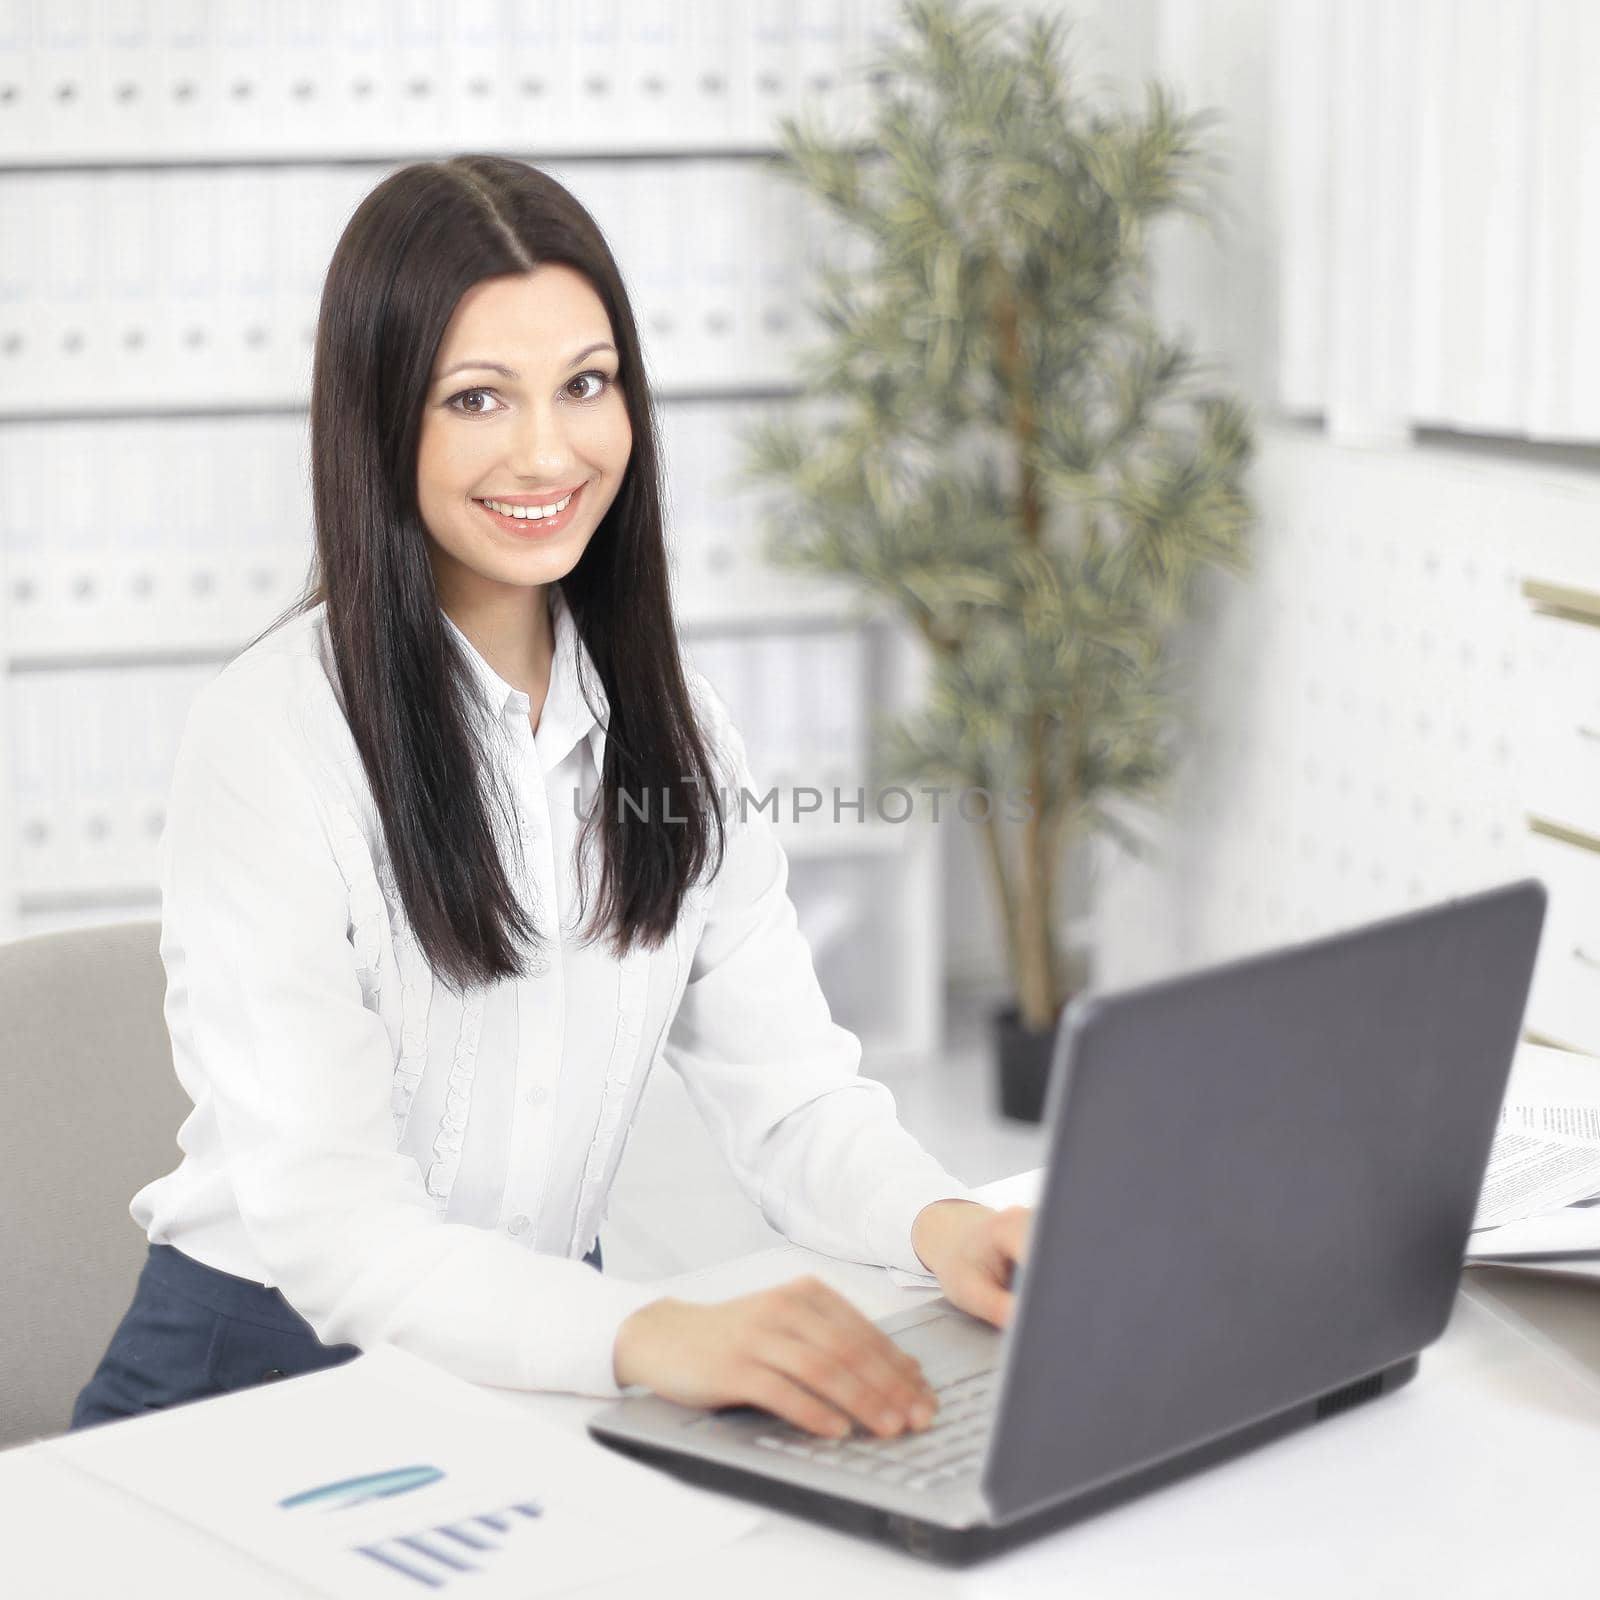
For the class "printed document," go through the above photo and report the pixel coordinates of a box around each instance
[1470,1125,1600,1230]
[41,1343,760,1598]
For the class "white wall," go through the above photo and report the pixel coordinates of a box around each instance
[1088,0,1600,1013]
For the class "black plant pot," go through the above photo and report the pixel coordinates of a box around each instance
[992,1001,1066,1124]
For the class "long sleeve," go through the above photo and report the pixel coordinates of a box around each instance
[158,662,660,1397]
[662,686,988,1276]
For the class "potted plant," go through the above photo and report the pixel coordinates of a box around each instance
[733,0,1255,1121]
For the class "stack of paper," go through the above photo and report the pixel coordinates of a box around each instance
[1465,1042,1600,1282]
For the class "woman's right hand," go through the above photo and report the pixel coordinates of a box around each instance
[612,1274,939,1439]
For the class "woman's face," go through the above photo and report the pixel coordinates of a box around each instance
[416,264,632,612]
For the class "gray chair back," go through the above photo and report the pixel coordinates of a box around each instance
[0,919,187,1447]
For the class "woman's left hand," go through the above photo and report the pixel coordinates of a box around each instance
[909,1200,1034,1330]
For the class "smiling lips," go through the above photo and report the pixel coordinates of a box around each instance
[473,483,587,534]
[478,488,577,518]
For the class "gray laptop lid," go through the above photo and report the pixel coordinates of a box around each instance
[982,879,1546,1523]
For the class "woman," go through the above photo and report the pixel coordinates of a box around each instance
[70,156,1033,1441]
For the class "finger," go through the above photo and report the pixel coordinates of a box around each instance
[796,1279,935,1396]
[739,1362,854,1439]
[763,1330,922,1438]
[953,1272,1015,1331]
[999,1206,1033,1253]
[789,1278,936,1401]
[989,1209,1032,1272]
[783,1300,937,1429]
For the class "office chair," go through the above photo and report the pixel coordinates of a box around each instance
[0,919,189,1448]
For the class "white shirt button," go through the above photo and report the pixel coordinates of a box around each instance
[507,1214,529,1237]
[525,1086,548,1107]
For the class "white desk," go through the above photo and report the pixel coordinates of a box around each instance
[7,1239,1600,1596]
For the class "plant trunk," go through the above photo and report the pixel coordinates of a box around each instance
[1014,710,1057,1031]
[976,800,1023,1010]
[992,277,1060,1032]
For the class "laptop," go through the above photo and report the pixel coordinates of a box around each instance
[587,878,1547,1566]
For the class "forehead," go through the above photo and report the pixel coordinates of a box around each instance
[434,266,614,367]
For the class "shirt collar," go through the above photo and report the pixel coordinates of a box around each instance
[440,585,608,774]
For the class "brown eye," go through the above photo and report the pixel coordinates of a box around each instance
[448,388,502,415]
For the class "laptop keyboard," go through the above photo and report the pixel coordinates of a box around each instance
[745,1366,997,1491]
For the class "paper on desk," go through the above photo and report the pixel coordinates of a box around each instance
[1471,1125,1600,1230]
[1498,1044,1600,1138]
[1502,1101,1600,1139]
[1468,1194,1600,1252]
[1504,1039,1600,1101]
[1465,1176,1600,1285]
[884,1167,1045,1288]
[1469,1254,1600,1283]
[1468,1041,1600,1258]
[41,1342,760,1599]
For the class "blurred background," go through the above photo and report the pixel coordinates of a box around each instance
[3,0,1598,1277]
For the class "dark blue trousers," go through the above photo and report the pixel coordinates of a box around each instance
[69,1233,604,1432]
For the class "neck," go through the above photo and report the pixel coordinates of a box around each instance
[439,581,556,699]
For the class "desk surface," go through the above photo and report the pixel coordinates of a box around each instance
[7,1245,1600,1597]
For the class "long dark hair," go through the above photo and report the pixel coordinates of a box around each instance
[247,155,727,997]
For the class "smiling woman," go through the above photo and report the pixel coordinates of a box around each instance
[69,154,1002,1447]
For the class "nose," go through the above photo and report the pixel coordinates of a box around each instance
[507,394,577,481]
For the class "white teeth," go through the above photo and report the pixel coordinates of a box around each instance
[481,492,573,520]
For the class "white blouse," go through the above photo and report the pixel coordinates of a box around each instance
[130,584,985,1398]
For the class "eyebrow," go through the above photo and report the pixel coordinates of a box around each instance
[435,342,617,383]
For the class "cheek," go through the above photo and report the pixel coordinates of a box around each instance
[591,415,633,510]
[416,421,481,500]
[597,400,633,467]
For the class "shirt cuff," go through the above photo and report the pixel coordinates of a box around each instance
[862,1170,993,1277]
[531,1271,668,1399]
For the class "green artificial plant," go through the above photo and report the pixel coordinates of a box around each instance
[733,0,1255,1035]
